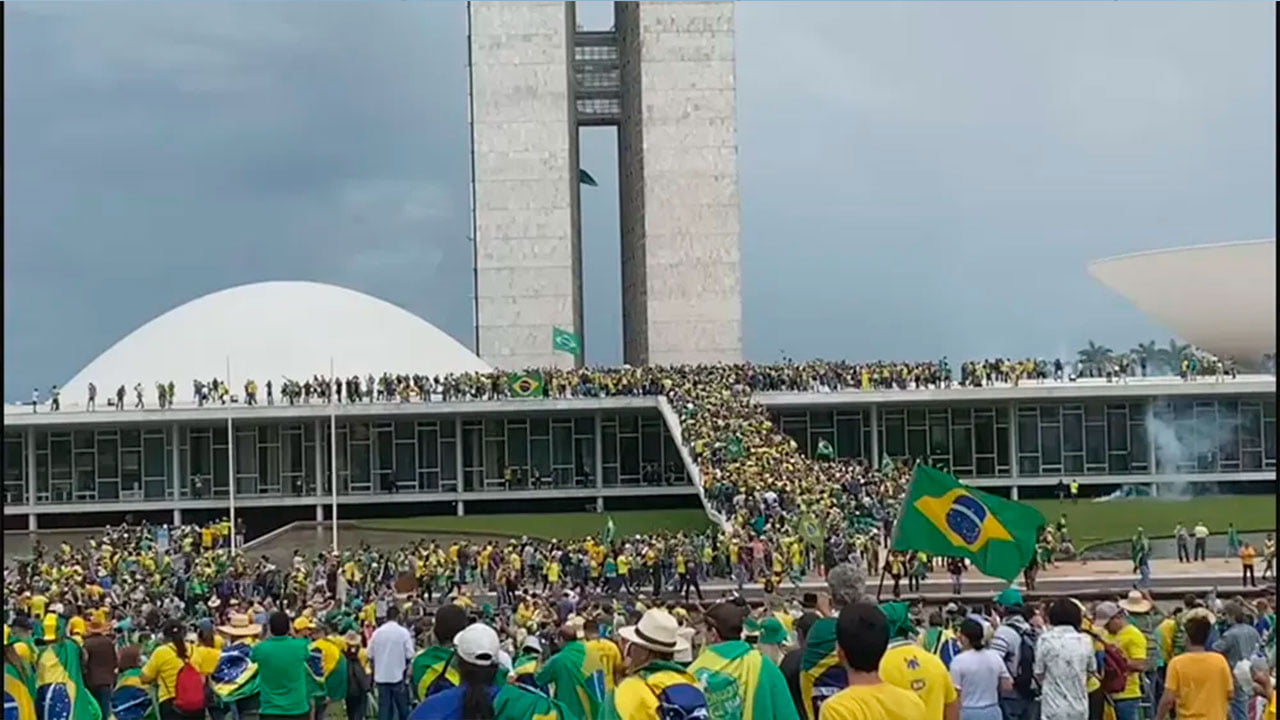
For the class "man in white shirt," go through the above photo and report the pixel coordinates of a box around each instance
[1034,599,1094,720]
[369,605,416,720]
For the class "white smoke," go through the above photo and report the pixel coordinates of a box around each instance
[1143,399,1240,499]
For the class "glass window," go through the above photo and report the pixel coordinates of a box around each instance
[906,408,926,427]
[619,436,639,477]
[530,418,550,438]
[1241,405,1263,449]
[484,439,505,479]
[418,428,440,470]
[907,428,927,462]
[121,429,141,449]
[507,426,529,468]
[143,437,166,478]
[1018,455,1040,476]
[951,426,973,470]
[1085,424,1106,466]
[835,416,862,459]
[395,444,415,483]
[1040,425,1061,467]
[375,432,393,472]
[575,417,594,435]
[810,411,834,430]
[350,444,370,489]
[98,438,119,479]
[1106,412,1128,453]
[1039,405,1060,423]
[996,426,1010,469]
[1017,412,1039,453]
[928,417,950,457]
[1062,413,1084,453]
[1243,450,1263,471]
[552,425,574,466]
[1264,419,1276,465]
[1084,403,1104,423]
[1064,454,1084,473]
[973,413,995,455]
[951,407,972,425]
[883,414,906,459]
[1108,453,1130,474]
[618,415,638,434]
[602,426,617,465]
[975,456,995,477]
[440,441,457,481]
[484,419,504,438]
[1129,423,1149,470]
[235,433,256,475]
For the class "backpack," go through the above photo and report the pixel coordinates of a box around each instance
[1011,627,1038,698]
[173,660,207,714]
[1098,642,1129,694]
[645,678,710,720]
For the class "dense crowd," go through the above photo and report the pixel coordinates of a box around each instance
[5,520,1277,720]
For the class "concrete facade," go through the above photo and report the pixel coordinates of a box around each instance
[469,1,742,369]
[469,1,583,371]
[616,1,742,365]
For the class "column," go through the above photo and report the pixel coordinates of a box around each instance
[869,405,880,464]
[28,512,37,533]
[314,420,325,499]
[456,499,466,517]
[454,418,465,495]
[173,508,182,525]
[594,412,604,512]
[1008,401,1019,500]
[227,416,236,552]
[315,504,323,523]
[26,427,36,507]
[1147,403,1158,496]
[171,424,182,502]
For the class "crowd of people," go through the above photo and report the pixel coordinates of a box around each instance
[5,522,1277,720]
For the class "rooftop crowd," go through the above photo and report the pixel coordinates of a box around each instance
[5,518,1276,720]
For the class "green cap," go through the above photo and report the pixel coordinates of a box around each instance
[878,602,915,639]
[994,588,1024,607]
[759,617,789,645]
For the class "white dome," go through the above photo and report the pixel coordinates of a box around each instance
[1089,239,1276,366]
[62,281,490,397]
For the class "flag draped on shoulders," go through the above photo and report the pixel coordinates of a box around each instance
[411,646,458,701]
[891,465,1045,581]
[110,668,157,720]
[34,639,102,720]
[536,640,605,720]
[493,683,575,720]
[309,637,348,701]
[209,643,259,703]
[5,661,37,720]
[798,618,845,720]
[688,640,799,720]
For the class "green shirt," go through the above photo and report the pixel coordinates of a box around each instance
[252,635,314,715]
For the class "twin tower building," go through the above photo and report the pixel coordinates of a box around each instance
[468,1,742,369]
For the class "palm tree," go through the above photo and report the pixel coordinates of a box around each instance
[1155,339,1191,375]
[1129,340,1159,376]
[1077,341,1114,377]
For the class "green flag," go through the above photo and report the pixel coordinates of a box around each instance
[879,454,895,474]
[891,465,1044,581]
[552,327,581,356]
[603,515,616,545]
[507,372,545,398]
[725,435,746,460]
[815,438,835,461]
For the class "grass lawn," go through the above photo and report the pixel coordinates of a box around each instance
[1024,495,1277,549]
[354,509,713,541]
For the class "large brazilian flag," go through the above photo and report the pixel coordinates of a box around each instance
[411,647,459,702]
[110,669,157,720]
[34,639,101,720]
[891,465,1045,581]
[507,372,546,399]
[209,643,260,703]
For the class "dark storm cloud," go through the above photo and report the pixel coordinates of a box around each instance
[3,2,1274,398]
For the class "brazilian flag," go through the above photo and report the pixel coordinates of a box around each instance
[5,661,37,720]
[34,638,101,720]
[494,683,574,720]
[209,644,259,703]
[507,372,545,399]
[110,668,157,720]
[411,646,459,701]
[815,438,835,461]
[891,465,1044,581]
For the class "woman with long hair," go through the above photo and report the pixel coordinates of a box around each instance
[948,617,1012,720]
[408,623,502,720]
[140,620,206,719]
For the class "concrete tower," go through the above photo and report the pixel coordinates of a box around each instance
[468,1,742,369]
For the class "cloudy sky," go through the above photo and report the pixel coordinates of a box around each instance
[4,1,1274,398]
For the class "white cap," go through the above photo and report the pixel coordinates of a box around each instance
[455,623,501,667]
[521,635,542,653]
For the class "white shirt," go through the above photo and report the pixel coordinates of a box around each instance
[368,620,415,684]
[1033,626,1094,720]
[949,648,1010,708]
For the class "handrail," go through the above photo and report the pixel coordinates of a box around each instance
[655,395,731,532]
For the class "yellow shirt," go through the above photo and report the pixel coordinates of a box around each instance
[29,596,47,619]
[613,666,699,720]
[1101,623,1148,700]
[1265,692,1275,720]
[141,643,220,701]
[1155,618,1177,665]
[585,639,622,691]
[1163,651,1233,720]
[819,682,928,720]
[878,642,957,718]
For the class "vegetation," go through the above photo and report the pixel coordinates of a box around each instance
[1026,495,1276,548]
[1075,337,1201,377]
[354,509,713,540]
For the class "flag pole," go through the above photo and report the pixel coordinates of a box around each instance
[330,356,338,554]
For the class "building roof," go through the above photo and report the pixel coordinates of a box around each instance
[57,281,489,404]
[1089,239,1276,366]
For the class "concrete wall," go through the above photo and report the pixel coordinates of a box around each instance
[616,1,742,365]
[470,1,582,371]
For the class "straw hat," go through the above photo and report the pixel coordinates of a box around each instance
[618,609,689,655]
[217,613,262,638]
[1118,590,1153,615]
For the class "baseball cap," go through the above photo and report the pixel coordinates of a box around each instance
[521,635,542,653]
[993,588,1024,608]
[455,623,500,667]
[1093,602,1122,624]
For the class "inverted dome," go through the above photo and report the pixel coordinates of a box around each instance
[62,281,489,398]
[1089,239,1276,366]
